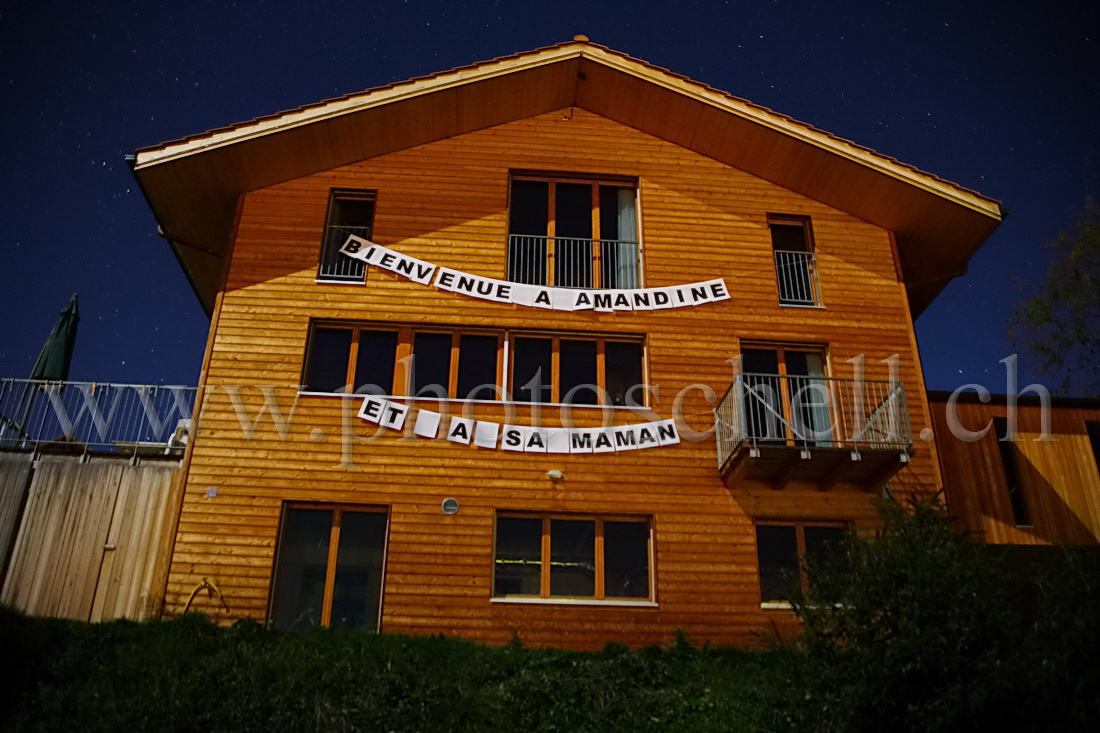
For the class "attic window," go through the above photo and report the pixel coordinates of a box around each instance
[318,190,376,282]
[769,215,821,307]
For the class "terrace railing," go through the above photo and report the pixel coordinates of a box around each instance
[506,235,640,289]
[714,373,912,469]
[0,379,196,456]
[318,225,372,281]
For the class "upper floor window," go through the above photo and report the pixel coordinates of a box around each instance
[507,174,640,290]
[740,345,832,446]
[318,190,376,282]
[992,417,1032,527]
[769,214,821,306]
[302,322,645,406]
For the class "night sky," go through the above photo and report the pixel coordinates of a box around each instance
[2,0,1097,396]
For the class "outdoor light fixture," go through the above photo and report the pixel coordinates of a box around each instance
[546,470,564,481]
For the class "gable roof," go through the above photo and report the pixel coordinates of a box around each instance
[131,38,1004,316]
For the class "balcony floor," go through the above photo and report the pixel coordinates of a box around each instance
[719,441,910,492]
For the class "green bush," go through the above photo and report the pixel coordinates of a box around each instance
[782,496,1100,732]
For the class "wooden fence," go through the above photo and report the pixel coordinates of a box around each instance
[0,453,181,621]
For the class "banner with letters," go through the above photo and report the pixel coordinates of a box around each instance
[339,236,730,311]
[357,395,681,454]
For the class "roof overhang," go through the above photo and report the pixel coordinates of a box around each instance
[132,40,1004,316]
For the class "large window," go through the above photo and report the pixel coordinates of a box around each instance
[739,345,832,446]
[493,514,652,601]
[769,214,820,306]
[755,521,845,603]
[269,504,388,630]
[507,175,640,289]
[318,190,376,282]
[302,323,645,406]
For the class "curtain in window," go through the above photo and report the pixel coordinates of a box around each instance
[613,188,639,289]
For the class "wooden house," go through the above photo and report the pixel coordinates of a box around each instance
[930,391,1100,546]
[131,39,1004,648]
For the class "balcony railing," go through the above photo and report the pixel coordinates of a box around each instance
[507,235,640,289]
[319,225,372,281]
[774,250,821,306]
[715,373,912,489]
[0,379,196,457]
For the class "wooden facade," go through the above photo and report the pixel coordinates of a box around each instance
[930,392,1100,546]
[133,41,1004,648]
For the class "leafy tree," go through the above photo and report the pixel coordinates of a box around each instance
[1009,199,1100,396]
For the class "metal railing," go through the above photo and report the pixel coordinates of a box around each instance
[507,235,640,289]
[0,379,196,456]
[714,373,911,467]
[318,225,372,281]
[774,250,821,305]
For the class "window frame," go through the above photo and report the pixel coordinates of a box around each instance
[768,213,822,307]
[317,189,377,284]
[755,519,847,607]
[491,512,657,606]
[300,322,647,408]
[506,172,643,289]
[268,502,390,630]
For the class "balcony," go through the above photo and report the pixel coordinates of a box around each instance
[714,373,912,491]
[774,250,821,306]
[507,235,640,289]
[0,379,195,458]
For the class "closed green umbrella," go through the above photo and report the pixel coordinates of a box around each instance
[30,294,80,382]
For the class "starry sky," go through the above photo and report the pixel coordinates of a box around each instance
[1,0,1097,395]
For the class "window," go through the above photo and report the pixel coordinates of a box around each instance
[755,521,845,603]
[769,214,820,306]
[269,504,388,630]
[507,174,640,289]
[493,514,652,601]
[739,345,832,446]
[302,323,645,406]
[318,190,376,281]
[511,334,644,405]
[993,417,1032,527]
[1087,421,1100,478]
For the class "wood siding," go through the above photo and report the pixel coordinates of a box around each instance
[167,109,940,649]
[931,397,1100,545]
[1,455,180,621]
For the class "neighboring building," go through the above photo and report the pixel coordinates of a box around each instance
[930,391,1100,546]
[129,39,1005,648]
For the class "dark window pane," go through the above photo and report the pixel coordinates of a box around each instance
[495,517,542,596]
[512,337,553,403]
[741,348,780,374]
[457,335,499,400]
[756,525,799,602]
[353,330,397,395]
[304,328,352,392]
[330,512,387,630]
[550,519,595,597]
[412,333,452,397]
[1088,422,1100,475]
[770,221,809,252]
[271,509,333,630]
[555,183,592,239]
[994,417,1031,526]
[605,341,643,406]
[604,521,649,598]
[803,526,844,567]
[332,196,375,228]
[559,340,598,405]
[509,180,549,235]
